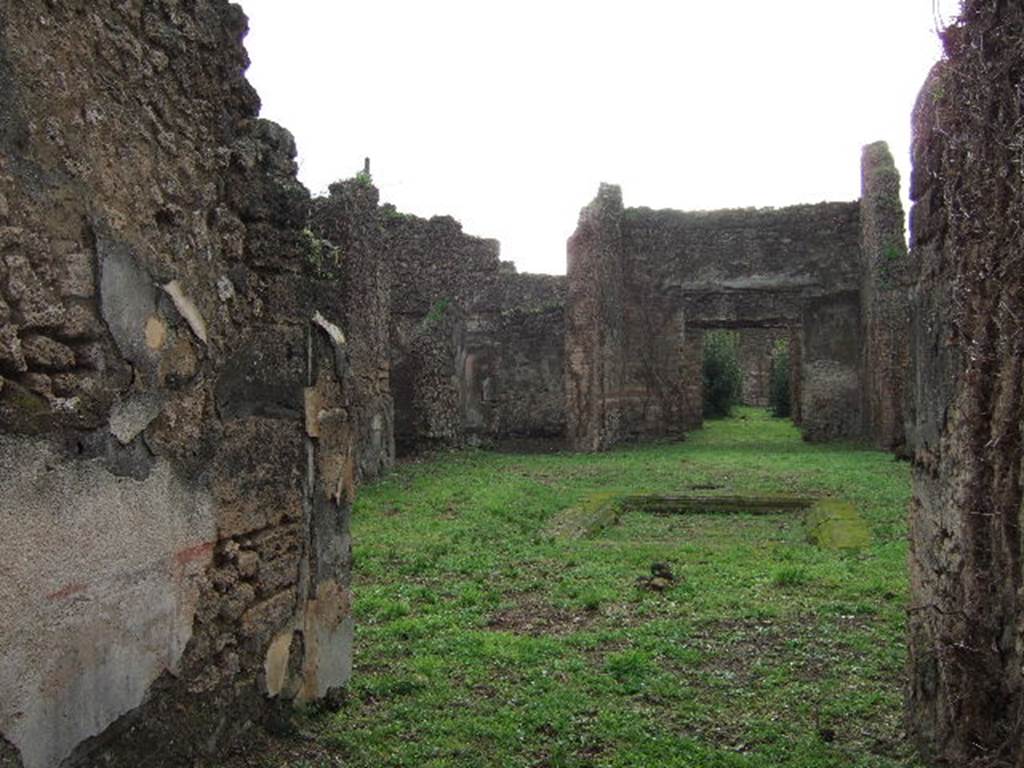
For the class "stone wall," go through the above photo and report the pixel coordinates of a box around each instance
[565,184,626,451]
[309,180,394,479]
[385,211,567,450]
[906,3,1024,764]
[799,291,863,441]
[737,328,786,407]
[860,142,913,453]
[0,3,362,765]
[464,273,566,441]
[565,186,875,449]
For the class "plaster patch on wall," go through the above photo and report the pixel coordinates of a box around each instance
[162,281,208,345]
[0,435,215,768]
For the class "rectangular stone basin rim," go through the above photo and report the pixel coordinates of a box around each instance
[620,494,816,515]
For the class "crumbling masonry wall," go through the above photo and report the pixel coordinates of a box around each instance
[0,3,368,766]
[565,149,911,451]
[860,142,914,453]
[565,184,626,451]
[906,3,1024,765]
[348,209,567,452]
[736,328,786,407]
[565,187,883,449]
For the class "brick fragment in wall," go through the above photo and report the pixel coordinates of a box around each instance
[236,550,259,580]
[143,385,212,466]
[4,253,67,330]
[20,372,52,397]
[58,303,103,340]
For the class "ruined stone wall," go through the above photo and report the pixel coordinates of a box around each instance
[621,203,864,446]
[386,212,566,448]
[906,4,1024,764]
[464,273,566,441]
[385,214,500,451]
[736,328,786,407]
[309,181,394,478]
[565,167,914,450]
[860,142,913,453]
[0,3,361,765]
[799,292,863,441]
[564,196,865,447]
[565,184,626,451]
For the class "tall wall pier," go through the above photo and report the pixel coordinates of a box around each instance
[906,2,1024,764]
[0,3,360,765]
[564,151,910,450]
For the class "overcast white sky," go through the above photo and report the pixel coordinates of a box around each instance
[240,1,961,275]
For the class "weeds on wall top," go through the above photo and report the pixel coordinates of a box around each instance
[303,228,343,279]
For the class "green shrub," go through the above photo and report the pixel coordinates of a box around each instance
[702,330,742,419]
[768,339,791,418]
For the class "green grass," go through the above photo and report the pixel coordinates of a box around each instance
[236,408,918,767]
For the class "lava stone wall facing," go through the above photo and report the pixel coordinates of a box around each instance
[464,273,567,440]
[860,142,913,453]
[386,214,499,452]
[309,180,394,479]
[906,4,1024,764]
[565,184,627,451]
[0,3,362,766]
[386,212,566,450]
[737,328,786,407]
[566,186,871,449]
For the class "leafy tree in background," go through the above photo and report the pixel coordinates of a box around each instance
[702,330,742,418]
[769,339,791,418]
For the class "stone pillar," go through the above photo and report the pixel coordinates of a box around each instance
[309,180,395,481]
[860,141,912,452]
[907,4,1024,762]
[565,184,626,451]
[788,326,803,424]
[678,324,704,429]
[799,292,863,441]
[737,328,783,407]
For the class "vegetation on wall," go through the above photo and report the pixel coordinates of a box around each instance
[702,330,742,418]
[770,338,792,418]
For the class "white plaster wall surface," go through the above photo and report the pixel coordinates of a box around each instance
[0,436,215,768]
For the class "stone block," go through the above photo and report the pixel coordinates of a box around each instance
[57,253,95,298]
[240,590,296,639]
[21,335,75,371]
[58,303,103,340]
[0,325,26,372]
[211,418,304,538]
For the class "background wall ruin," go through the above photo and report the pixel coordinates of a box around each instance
[564,176,904,450]
[906,2,1024,764]
[736,328,786,407]
[308,201,568,455]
